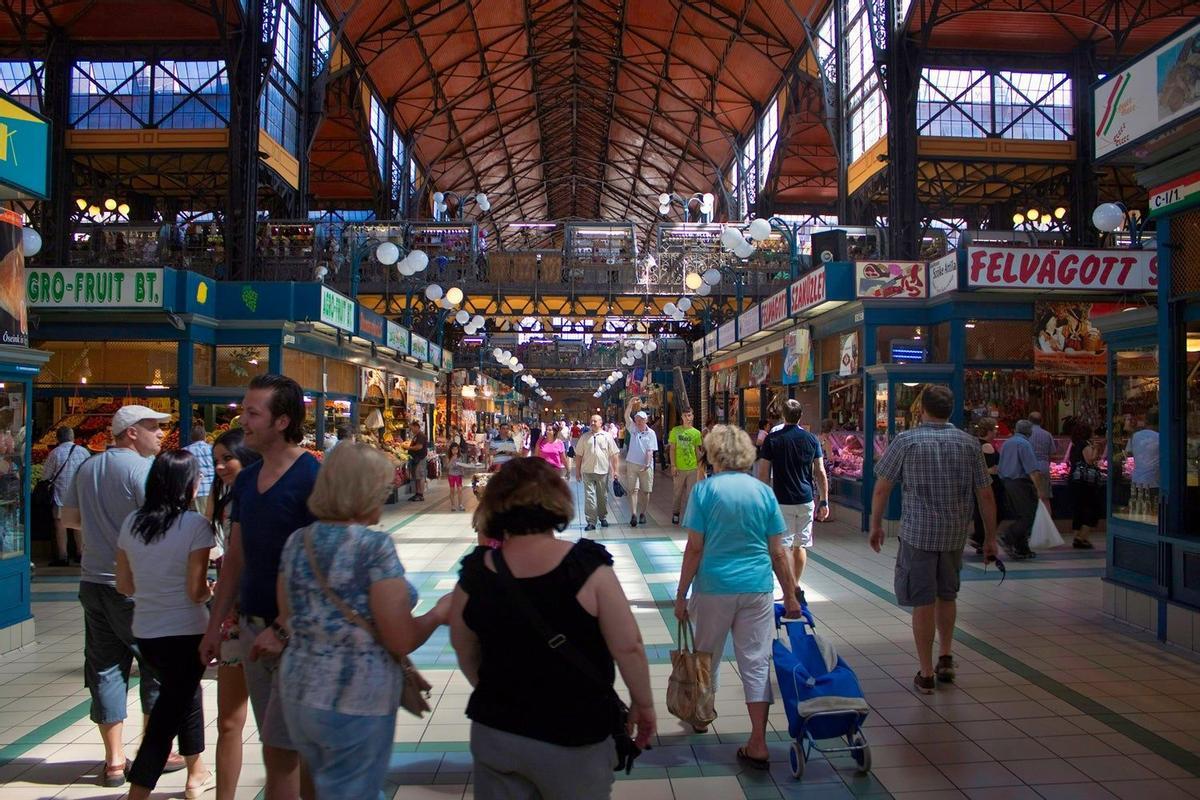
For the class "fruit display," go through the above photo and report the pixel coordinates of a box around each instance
[33,398,179,462]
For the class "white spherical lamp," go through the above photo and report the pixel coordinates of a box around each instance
[1092,203,1126,233]
[433,192,445,203]
[375,242,400,265]
[685,271,703,290]
[493,347,504,359]
[645,341,658,353]
[748,217,772,241]
[734,241,757,259]
[455,310,470,325]
[663,302,677,316]
[677,297,692,312]
[410,250,429,271]
[424,284,443,301]
[702,268,721,285]
[21,227,42,257]
[696,282,712,297]
[719,227,741,251]
[658,193,671,205]
[446,286,464,305]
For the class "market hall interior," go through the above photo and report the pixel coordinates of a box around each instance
[1,0,1200,797]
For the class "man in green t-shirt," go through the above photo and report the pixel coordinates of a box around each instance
[667,409,704,525]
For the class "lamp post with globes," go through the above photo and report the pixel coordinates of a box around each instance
[1091,202,1145,249]
[431,191,491,222]
[1011,206,1068,232]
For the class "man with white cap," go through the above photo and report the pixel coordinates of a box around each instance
[624,397,659,527]
[62,404,183,788]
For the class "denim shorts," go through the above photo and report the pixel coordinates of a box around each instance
[79,581,161,724]
[281,703,397,800]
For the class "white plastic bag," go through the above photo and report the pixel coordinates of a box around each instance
[1029,501,1064,550]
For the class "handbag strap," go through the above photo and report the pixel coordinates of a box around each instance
[491,549,615,695]
[302,528,380,641]
[46,444,78,485]
[676,619,696,652]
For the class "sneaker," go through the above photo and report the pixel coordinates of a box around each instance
[599,519,609,528]
[796,587,808,607]
[630,515,638,528]
[408,495,419,502]
[48,558,69,567]
[638,513,646,525]
[936,655,956,683]
[672,514,680,525]
[584,524,596,531]
[913,672,936,695]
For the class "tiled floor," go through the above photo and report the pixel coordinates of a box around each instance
[2,471,1200,799]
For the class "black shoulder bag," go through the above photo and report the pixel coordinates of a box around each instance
[33,445,77,509]
[491,549,643,773]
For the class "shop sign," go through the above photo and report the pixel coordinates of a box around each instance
[147,397,172,413]
[749,358,770,386]
[386,321,409,354]
[691,339,704,362]
[704,330,718,354]
[410,378,436,404]
[26,267,164,309]
[718,320,736,348]
[429,343,442,367]
[928,253,958,297]
[760,289,787,328]
[738,307,760,339]
[966,246,1157,291]
[443,351,453,371]
[319,286,355,332]
[782,328,813,385]
[0,212,26,345]
[855,261,927,299]
[358,310,384,342]
[411,334,429,362]
[1033,301,1110,375]
[0,92,49,200]
[1094,22,1200,159]
[1149,169,1200,218]
[838,331,859,376]
[789,267,827,316]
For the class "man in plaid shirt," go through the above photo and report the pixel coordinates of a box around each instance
[869,386,998,695]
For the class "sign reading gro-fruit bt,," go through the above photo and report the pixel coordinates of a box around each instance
[789,267,827,315]
[26,268,164,308]
[966,246,1157,291]
[759,289,788,328]
[319,286,355,332]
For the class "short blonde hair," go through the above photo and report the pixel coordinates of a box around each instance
[703,424,757,472]
[308,443,395,521]
[473,458,573,540]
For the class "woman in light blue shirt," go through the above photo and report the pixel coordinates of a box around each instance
[674,425,801,770]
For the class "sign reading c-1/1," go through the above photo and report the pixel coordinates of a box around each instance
[26,268,165,308]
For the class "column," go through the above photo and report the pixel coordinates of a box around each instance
[885,35,921,259]
[226,0,264,280]
[1069,45,1099,247]
[40,37,72,265]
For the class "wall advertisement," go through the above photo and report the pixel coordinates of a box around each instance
[738,307,760,339]
[967,246,1157,291]
[0,211,25,345]
[1033,301,1114,375]
[411,334,429,362]
[1094,21,1200,159]
[386,321,410,354]
[838,331,859,377]
[781,328,813,386]
[855,261,927,299]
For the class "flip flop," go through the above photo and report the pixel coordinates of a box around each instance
[736,747,770,770]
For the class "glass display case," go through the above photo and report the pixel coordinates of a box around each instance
[1111,346,1160,525]
[0,386,26,561]
[1185,324,1200,520]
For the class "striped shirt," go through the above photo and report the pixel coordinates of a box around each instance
[184,440,215,497]
[874,422,990,551]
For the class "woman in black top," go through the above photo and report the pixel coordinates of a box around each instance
[971,418,1005,553]
[449,458,655,799]
[1068,423,1102,549]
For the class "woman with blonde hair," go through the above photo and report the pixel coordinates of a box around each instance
[275,443,451,799]
[674,424,801,769]
[450,457,655,799]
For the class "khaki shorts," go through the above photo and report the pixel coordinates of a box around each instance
[894,539,962,607]
[779,503,814,549]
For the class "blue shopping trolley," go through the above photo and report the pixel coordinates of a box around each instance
[773,604,872,779]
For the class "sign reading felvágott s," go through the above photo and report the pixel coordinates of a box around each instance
[760,289,787,328]
[928,253,958,297]
[967,246,1157,290]
[789,267,827,315]
[27,268,164,308]
[319,286,355,332]
[1094,23,1200,159]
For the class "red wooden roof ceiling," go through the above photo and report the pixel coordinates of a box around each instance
[0,0,238,40]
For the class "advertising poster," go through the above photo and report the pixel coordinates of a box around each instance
[838,332,859,376]
[928,253,958,297]
[782,328,813,385]
[1094,21,1200,158]
[1033,302,1117,375]
[749,358,769,386]
[855,261,927,299]
[0,211,26,345]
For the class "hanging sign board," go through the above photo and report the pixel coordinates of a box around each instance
[855,261,927,299]
[1149,169,1200,218]
[1033,301,1111,375]
[838,331,859,376]
[789,267,827,315]
[0,211,26,345]
[26,267,164,308]
[966,246,1157,291]
[410,334,429,362]
[357,309,385,343]
[760,289,788,329]
[782,328,813,385]
[738,307,760,339]
[443,351,453,371]
[386,321,409,354]
[928,253,958,297]
[704,330,718,354]
[319,286,355,332]
[718,320,736,348]
[1094,21,1200,160]
[0,91,49,200]
[428,343,442,368]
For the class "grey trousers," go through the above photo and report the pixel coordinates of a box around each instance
[583,473,609,524]
[471,722,615,800]
[1004,477,1039,552]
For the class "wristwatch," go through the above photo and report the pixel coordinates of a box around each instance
[270,621,290,644]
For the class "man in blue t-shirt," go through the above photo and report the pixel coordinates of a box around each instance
[757,399,828,602]
[200,374,319,797]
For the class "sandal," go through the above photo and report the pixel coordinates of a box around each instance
[736,747,770,770]
[100,758,131,788]
[185,771,215,799]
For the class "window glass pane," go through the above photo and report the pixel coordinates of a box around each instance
[369,93,389,177]
[0,61,43,111]
[995,71,1072,140]
[216,346,269,387]
[71,61,150,128]
[1113,347,1160,525]
[314,5,334,72]
[918,68,990,137]
[154,61,229,128]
